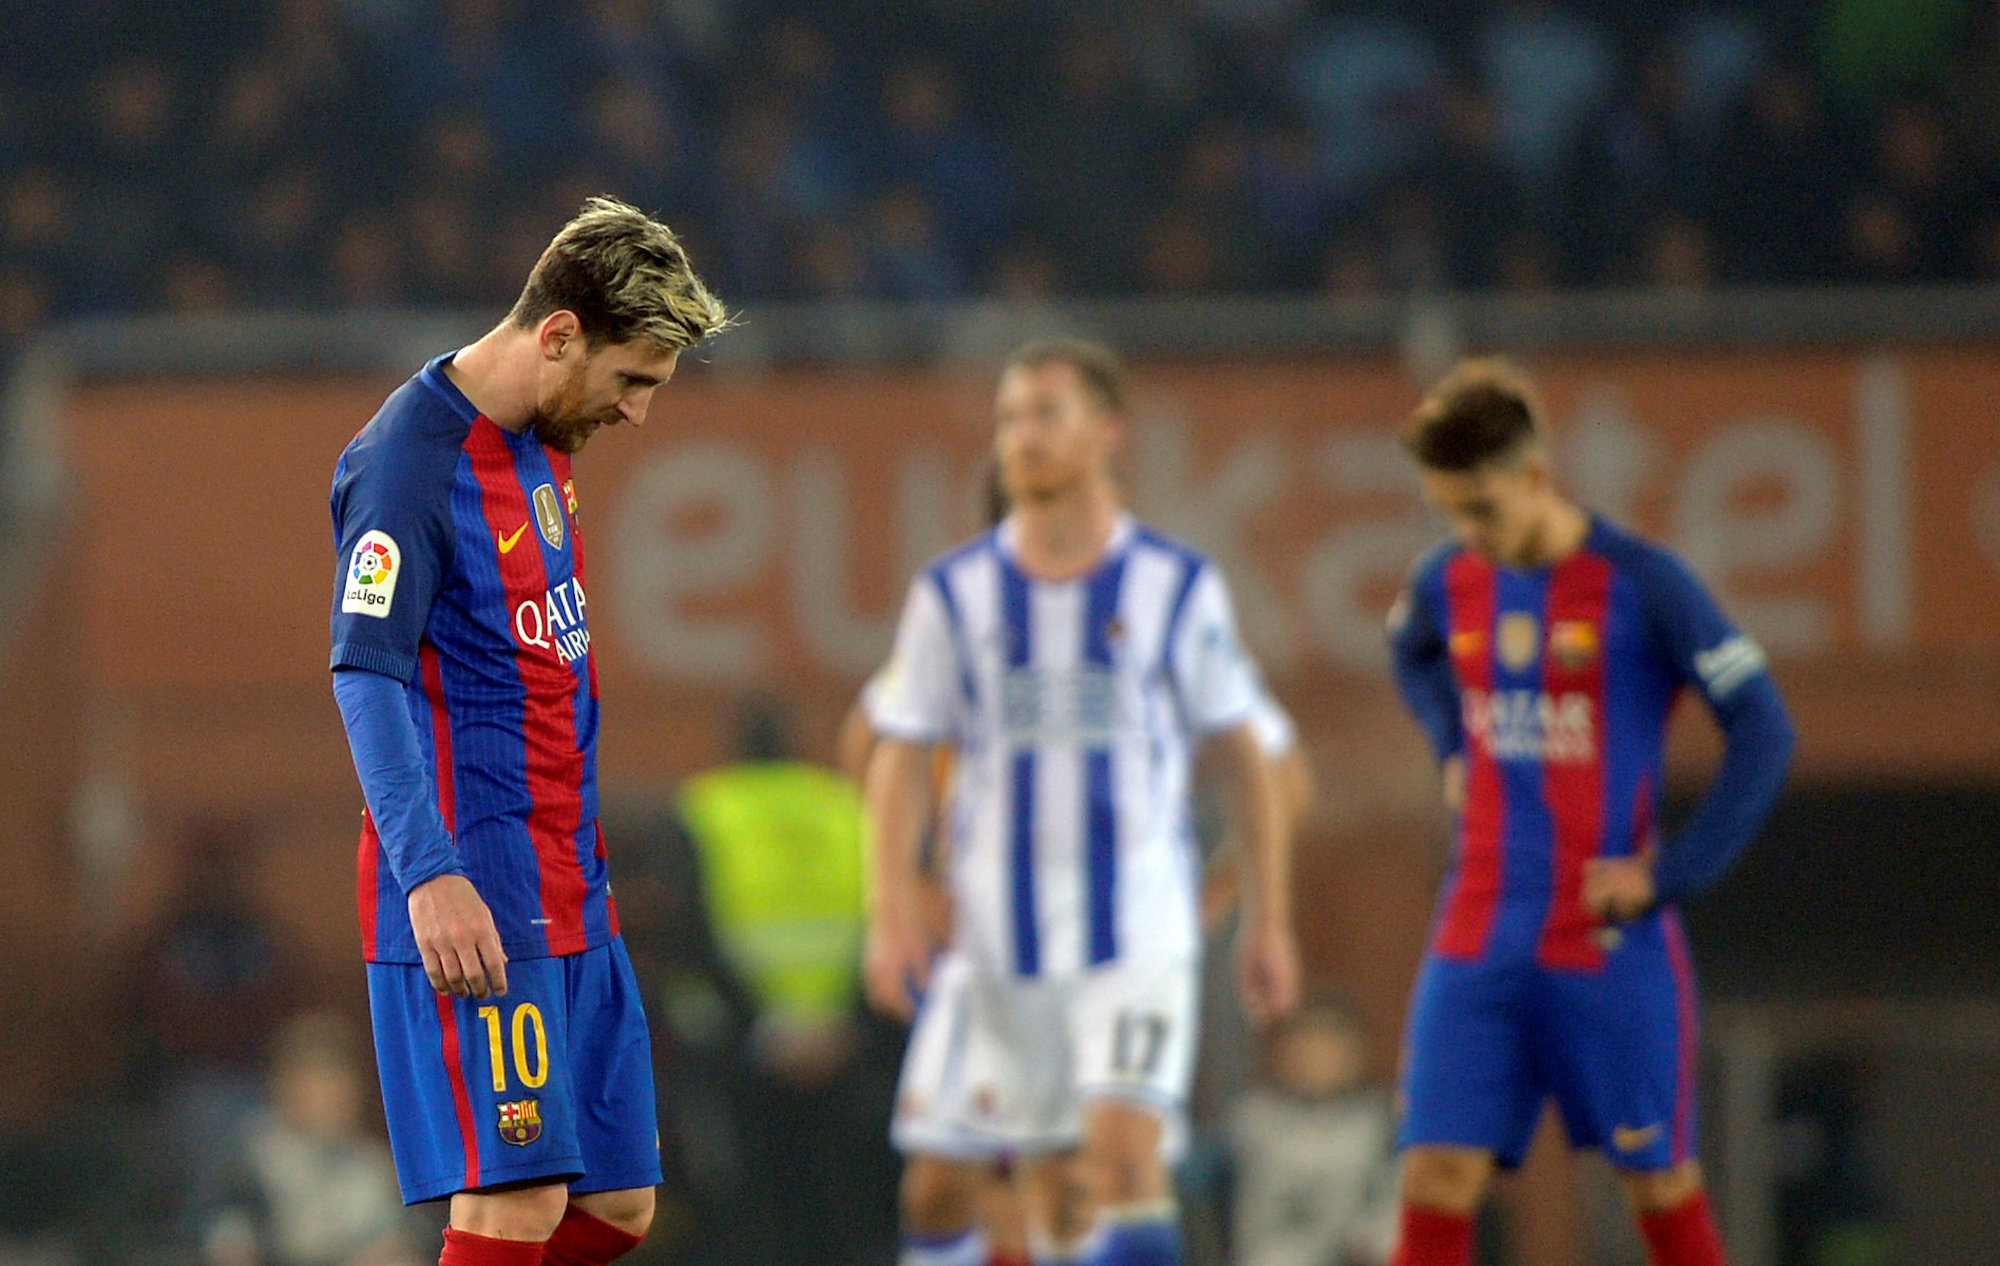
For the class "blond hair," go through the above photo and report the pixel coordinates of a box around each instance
[509,195,730,351]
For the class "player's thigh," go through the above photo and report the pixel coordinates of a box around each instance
[1397,955,1544,1168]
[893,953,1068,1159]
[1541,921,1699,1173]
[367,958,584,1204]
[562,938,664,1195]
[1069,957,1199,1164]
[898,1152,992,1233]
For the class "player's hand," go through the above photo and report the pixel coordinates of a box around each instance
[1581,856,1656,924]
[1441,755,1467,813]
[1238,915,1301,1027]
[863,908,932,1022]
[408,874,508,999]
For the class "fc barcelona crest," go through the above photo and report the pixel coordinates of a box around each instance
[532,483,565,551]
[1549,620,1600,670]
[498,1098,543,1146]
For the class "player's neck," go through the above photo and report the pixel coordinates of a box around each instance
[443,325,539,432]
[1518,499,1592,568]
[1010,481,1121,581]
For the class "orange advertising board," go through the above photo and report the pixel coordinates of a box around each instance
[53,346,2000,786]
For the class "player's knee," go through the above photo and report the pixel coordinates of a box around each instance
[1619,1159,1704,1213]
[1022,1160,1095,1244]
[901,1156,984,1234]
[1400,1147,1492,1214]
[452,1181,572,1241]
[582,1186,656,1239]
[1082,1100,1168,1205]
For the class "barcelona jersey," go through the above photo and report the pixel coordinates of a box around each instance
[1388,517,1772,970]
[330,352,614,964]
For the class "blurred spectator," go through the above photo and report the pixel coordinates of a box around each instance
[672,700,894,1266]
[1,0,1998,321]
[874,60,1011,278]
[1287,12,1441,210]
[129,821,299,1232]
[1709,62,1849,284]
[1774,1054,1901,1266]
[1480,0,1614,200]
[201,1012,423,1266]
[1421,84,1527,290]
[1227,999,1399,1266]
[1557,40,1709,286]
[1019,19,1160,293]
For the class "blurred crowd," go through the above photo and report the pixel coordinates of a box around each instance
[4,0,2000,341]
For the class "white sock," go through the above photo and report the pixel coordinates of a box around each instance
[900,1227,989,1266]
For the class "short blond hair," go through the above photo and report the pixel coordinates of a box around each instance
[509,195,730,351]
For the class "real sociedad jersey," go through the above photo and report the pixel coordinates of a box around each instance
[329,352,613,965]
[1388,517,1771,971]
[868,515,1260,978]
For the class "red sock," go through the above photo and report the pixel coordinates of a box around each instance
[1390,1204,1475,1266]
[440,1228,547,1266]
[1638,1190,1728,1266]
[540,1206,645,1266]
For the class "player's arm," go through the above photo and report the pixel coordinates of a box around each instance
[329,429,505,999]
[1584,551,1797,921]
[862,736,938,1021]
[858,574,963,1020]
[1175,565,1300,1023]
[1386,562,1465,809]
[332,670,505,999]
[1209,718,1296,1024]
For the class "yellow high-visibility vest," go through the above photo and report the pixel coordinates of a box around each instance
[678,762,866,1023]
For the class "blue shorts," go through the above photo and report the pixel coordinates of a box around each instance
[366,937,661,1204]
[1397,911,1701,1172]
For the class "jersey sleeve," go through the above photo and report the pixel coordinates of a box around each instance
[1246,674,1299,759]
[1168,564,1259,737]
[1632,545,1796,903]
[1387,555,1463,763]
[328,431,455,685]
[865,572,964,744]
[1639,548,1771,708]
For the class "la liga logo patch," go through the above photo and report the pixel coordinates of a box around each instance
[341,530,401,618]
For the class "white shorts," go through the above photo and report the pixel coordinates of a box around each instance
[890,950,1199,1159]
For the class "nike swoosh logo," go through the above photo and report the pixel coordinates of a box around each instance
[1611,1124,1662,1153]
[497,523,529,554]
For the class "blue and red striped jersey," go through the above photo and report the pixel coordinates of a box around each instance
[1389,517,1780,970]
[330,353,615,964]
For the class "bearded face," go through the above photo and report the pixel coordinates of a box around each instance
[528,360,620,454]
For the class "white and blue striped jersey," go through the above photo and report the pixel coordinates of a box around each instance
[868,515,1260,978]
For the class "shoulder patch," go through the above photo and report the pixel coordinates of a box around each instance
[341,530,402,618]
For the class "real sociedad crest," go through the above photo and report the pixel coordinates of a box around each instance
[532,483,564,551]
[498,1098,543,1146]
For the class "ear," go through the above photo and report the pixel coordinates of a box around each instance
[536,310,583,362]
[1098,407,1128,455]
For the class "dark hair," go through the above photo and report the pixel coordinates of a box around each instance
[508,196,729,350]
[1403,356,1546,472]
[1001,337,1129,415]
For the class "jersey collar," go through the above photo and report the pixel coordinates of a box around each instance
[419,350,481,425]
[995,511,1136,580]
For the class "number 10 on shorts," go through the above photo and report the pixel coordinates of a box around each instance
[477,1002,549,1092]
